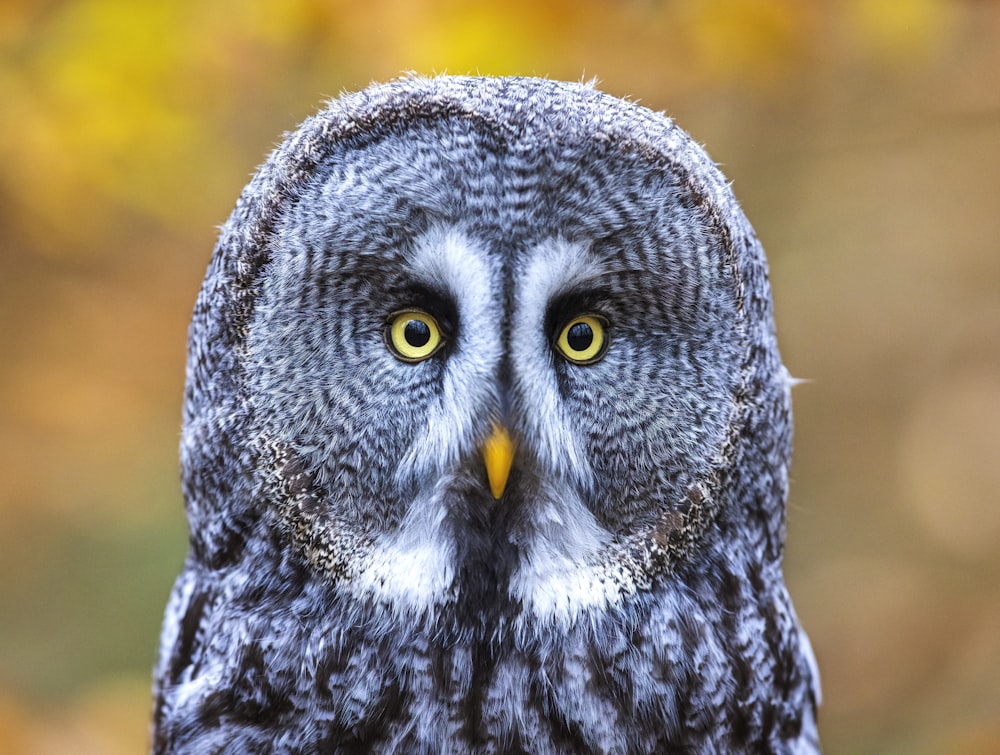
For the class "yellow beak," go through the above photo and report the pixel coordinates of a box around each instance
[482,423,515,499]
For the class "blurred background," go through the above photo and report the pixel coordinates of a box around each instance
[1,0,998,752]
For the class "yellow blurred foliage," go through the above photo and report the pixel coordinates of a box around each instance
[846,0,954,60]
[0,678,150,755]
[682,0,817,83]
[1,2,998,754]
[0,0,952,256]
[0,0,965,520]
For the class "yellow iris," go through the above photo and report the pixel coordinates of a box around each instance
[555,314,608,364]
[385,310,443,362]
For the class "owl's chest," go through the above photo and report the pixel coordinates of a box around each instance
[168,574,808,753]
[307,621,651,752]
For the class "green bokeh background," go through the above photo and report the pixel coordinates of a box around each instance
[2,1,998,752]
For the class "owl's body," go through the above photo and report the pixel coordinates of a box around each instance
[154,76,819,753]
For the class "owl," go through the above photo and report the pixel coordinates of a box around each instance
[153,76,820,753]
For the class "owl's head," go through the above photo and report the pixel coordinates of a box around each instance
[182,76,792,626]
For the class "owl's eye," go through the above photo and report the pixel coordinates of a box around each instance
[385,310,444,362]
[554,314,609,365]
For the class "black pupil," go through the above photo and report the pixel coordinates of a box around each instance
[566,322,594,352]
[404,319,431,348]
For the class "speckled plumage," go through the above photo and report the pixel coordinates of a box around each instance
[153,75,820,753]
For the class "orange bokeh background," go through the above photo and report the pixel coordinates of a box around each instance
[2,1,998,751]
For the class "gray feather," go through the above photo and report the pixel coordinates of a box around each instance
[153,75,820,753]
